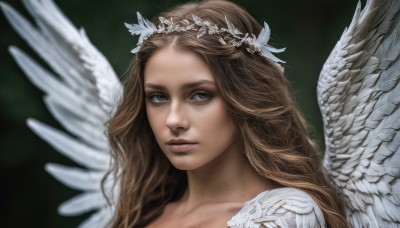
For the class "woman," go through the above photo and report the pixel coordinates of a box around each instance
[107,0,348,227]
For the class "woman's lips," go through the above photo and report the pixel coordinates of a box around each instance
[166,142,197,153]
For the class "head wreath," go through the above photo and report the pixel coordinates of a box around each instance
[125,12,286,63]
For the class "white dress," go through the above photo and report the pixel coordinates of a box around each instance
[227,188,325,228]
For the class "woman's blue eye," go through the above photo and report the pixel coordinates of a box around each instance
[191,91,211,101]
[149,94,167,103]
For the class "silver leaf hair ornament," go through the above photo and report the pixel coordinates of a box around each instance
[125,12,286,63]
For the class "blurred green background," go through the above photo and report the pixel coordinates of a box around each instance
[0,0,360,227]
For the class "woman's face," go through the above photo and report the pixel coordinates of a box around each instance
[144,46,238,171]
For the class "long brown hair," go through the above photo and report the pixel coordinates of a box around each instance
[106,0,348,227]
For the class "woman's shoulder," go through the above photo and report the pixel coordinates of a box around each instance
[227,187,326,228]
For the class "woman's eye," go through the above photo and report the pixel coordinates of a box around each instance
[191,91,211,101]
[148,93,167,103]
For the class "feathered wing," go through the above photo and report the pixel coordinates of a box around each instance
[318,0,400,227]
[227,188,325,228]
[1,0,123,227]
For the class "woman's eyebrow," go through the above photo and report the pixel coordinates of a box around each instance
[181,80,215,89]
[144,83,165,90]
[144,80,215,90]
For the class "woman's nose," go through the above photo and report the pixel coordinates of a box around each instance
[165,101,189,133]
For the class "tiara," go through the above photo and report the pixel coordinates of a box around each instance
[125,12,286,63]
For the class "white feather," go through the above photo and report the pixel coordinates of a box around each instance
[253,22,286,63]
[228,188,325,228]
[27,119,110,170]
[58,191,107,216]
[318,0,400,226]
[1,1,121,226]
[45,163,105,191]
[125,11,157,51]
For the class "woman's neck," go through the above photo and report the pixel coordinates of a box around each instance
[181,145,275,210]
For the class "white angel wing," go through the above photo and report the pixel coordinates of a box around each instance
[318,0,400,227]
[1,0,123,227]
[227,188,325,228]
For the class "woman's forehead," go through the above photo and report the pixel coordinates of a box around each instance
[144,46,215,85]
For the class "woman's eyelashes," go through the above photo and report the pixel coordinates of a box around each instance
[145,90,214,104]
[147,93,167,103]
[190,90,213,102]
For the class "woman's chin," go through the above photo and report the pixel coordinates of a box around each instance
[168,156,203,171]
